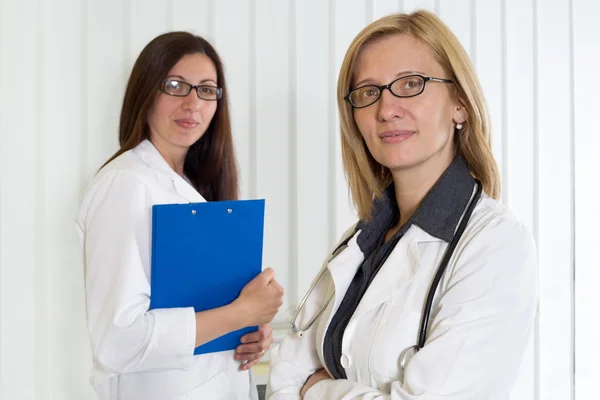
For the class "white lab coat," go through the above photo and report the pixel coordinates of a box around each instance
[267,193,538,400]
[76,139,258,400]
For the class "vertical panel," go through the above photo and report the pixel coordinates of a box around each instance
[213,0,253,199]
[295,0,331,304]
[536,0,574,399]
[129,0,169,67]
[40,0,95,398]
[372,0,402,21]
[0,0,595,397]
[402,0,436,13]
[475,0,504,193]
[0,1,38,398]
[333,0,364,241]
[171,0,212,39]
[504,0,537,398]
[254,0,292,316]
[85,0,125,183]
[438,0,473,58]
[573,0,600,398]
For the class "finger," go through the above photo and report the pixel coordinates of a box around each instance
[239,330,264,344]
[235,342,263,356]
[241,359,260,370]
[318,369,332,379]
[235,337,271,360]
[258,323,273,336]
[261,267,275,283]
[261,333,274,350]
[250,335,272,352]
[235,349,265,362]
[238,340,272,359]
[270,279,284,293]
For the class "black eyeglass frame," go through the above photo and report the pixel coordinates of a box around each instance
[344,74,453,108]
[161,79,223,101]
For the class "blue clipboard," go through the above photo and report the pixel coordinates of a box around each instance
[149,199,265,355]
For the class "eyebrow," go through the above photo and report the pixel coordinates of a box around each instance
[353,70,427,88]
[167,75,218,85]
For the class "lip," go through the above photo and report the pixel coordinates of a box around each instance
[174,118,199,129]
[379,130,415,143]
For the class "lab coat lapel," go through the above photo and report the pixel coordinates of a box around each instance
[172,178,205,203]
[326,233,365,312]
[349,225,440,323]
[135,140,205,203]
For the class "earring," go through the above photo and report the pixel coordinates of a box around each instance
[456,122,463,130]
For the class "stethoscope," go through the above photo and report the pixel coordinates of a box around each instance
[290,180,482,375]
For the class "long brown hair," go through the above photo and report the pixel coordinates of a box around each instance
[103,31,238,201]
[337,11,501,220]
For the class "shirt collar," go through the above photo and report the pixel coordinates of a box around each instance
[411,154,475,242]
[356,155,475,254]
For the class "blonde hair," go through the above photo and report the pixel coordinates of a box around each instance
[337,10,501,221]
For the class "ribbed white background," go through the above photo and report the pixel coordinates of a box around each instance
[0,0,598,398]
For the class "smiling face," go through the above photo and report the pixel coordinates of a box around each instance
[146,52,219,154]
[351,33,466,174]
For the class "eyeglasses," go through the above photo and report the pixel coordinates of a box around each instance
[162,79,222,101]
[345,74,453,108]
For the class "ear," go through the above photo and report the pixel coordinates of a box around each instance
[453,103,467,124]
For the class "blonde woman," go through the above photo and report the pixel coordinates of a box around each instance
[267,11,537,400]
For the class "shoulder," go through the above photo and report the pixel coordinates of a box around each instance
[95,148,158,186]
[455,193,538,281]
[470,194,535,246]
[76,150,155,229]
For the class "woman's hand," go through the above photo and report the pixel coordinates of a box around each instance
[235,323,273,370]
[233,268,284,327]
[300,368,332,398]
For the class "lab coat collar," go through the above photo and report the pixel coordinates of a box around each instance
[331,155,475,324]
[350,225,436,322]
[134,139,205,203]
[327,224,439,325]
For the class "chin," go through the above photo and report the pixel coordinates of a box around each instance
[373,151,420,172]
[385,161,421,172]
[372,142,454,174]
[174,132,203,147]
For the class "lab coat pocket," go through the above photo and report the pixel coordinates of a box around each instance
[368,302,421,385]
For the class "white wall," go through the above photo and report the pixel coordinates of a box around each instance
[0,0,598,399]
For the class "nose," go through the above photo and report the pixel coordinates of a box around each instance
[376,88,406,122]
[182,90,202,112]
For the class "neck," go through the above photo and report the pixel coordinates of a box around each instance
[149,136,187,177]
[391,152,455,227]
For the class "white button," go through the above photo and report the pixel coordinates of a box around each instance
[340,354,351,368]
